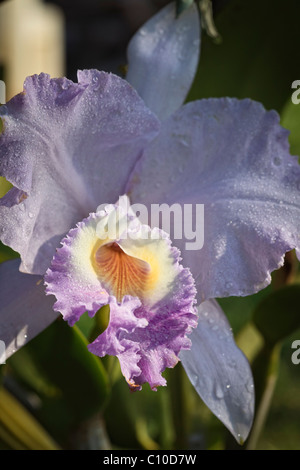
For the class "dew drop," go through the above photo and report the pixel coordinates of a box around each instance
[246,379,254,393]
[190,373,199,388]
[92,76,101,92]
[273,156,281,166]
[228,358,237,369]
[214,383,224,399]
[61,81,70,91]
[179,138,189,147]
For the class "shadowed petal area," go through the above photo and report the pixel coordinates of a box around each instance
[126,1,200,120]
[179,300,254,444]
[0,259,57,358]
[127,98,300,300]
[0,70,160,275]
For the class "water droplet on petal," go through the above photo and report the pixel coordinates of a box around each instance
[179,138,189,148]
[246,379,254,393]
[214,383,224,399]
[273,156,281,166]
[61,81,70,90]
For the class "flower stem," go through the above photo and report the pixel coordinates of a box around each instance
[246,343,281,450]
[169,363,189,449]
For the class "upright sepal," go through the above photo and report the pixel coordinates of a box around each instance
[126,1,200,120]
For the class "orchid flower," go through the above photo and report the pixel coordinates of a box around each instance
[0,3,299,444]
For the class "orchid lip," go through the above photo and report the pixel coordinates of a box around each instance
[92,241,152,302]
[44,196,198,390]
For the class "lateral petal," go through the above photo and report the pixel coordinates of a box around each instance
[0,259,57,358]
[180,300,254,444]
[0,70,159,275]
[127,98,300,299]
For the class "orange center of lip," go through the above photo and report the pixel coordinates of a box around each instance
[94,242,151,302]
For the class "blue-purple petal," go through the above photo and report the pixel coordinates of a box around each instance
[0,70,160,275]
[0,259,57,358]
[179,300,254,444]
[127,98,300,300]
[126,1,200,120]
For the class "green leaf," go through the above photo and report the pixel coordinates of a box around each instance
[188,0,300,112]
[0,176,12,198]
[252,285,300,347]
[89,304,110,342]
[8,319,110,443]
[0,386,61,450]
[104,371,175,450]
[0,242,19,264]
[246,343,281,449]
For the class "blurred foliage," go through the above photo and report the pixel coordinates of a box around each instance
[0,176,12,198]
[0,0,299,451]
[253,286,300,348]
[188,0,300,113]
[176,0,194,16]
[282,99,300,158]
[4,320,110,448]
